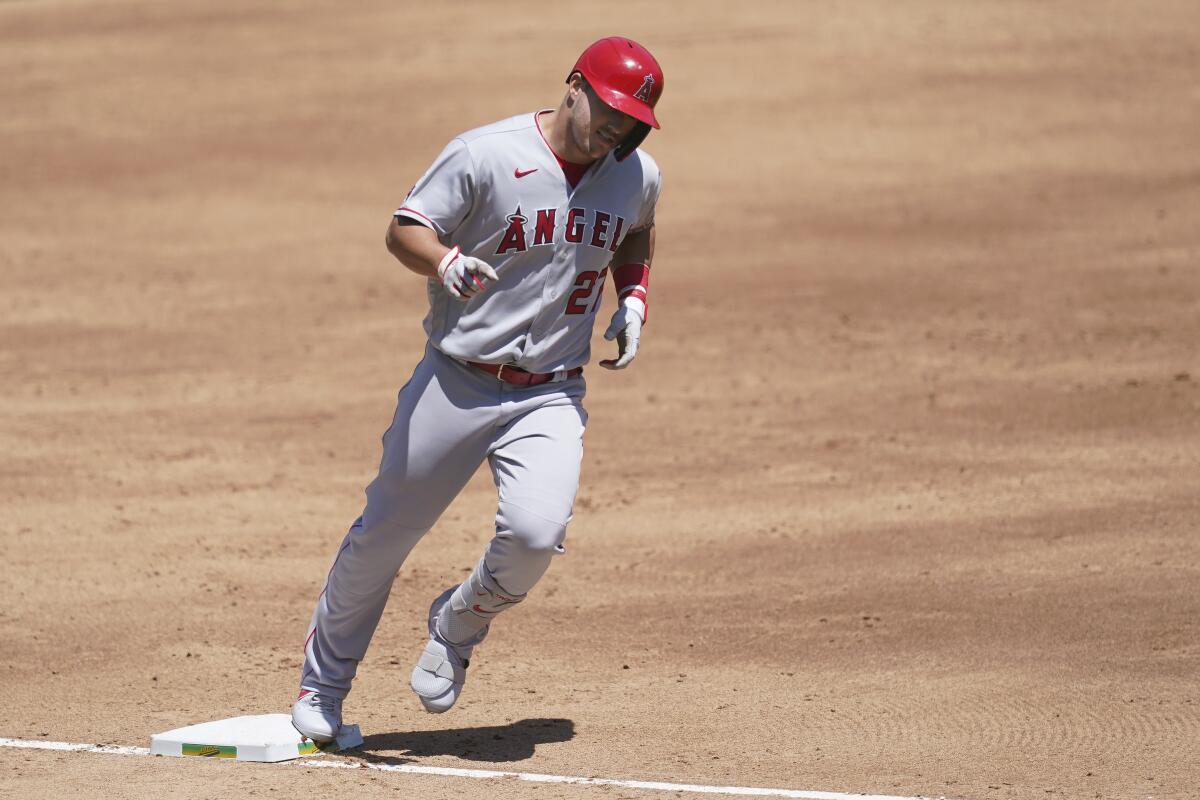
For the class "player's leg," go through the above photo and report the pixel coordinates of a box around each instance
[484,389,587,592]
[296,347,499,736]
[411,381,587,712]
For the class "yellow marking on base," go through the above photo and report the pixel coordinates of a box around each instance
[181,743,237,758]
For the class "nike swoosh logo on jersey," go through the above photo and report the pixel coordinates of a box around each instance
[472,604,499,615]
[514,168,538,178]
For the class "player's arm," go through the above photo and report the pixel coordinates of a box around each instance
[611,223,655,271]
[599,224,655,370]
[385,216,497,301]
[386,217,449,280]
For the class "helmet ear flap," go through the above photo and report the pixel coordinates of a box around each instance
[614,121,651,162]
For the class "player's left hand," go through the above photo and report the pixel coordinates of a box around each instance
[599,303,643,370]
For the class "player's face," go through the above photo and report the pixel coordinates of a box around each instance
[570,80,639,160]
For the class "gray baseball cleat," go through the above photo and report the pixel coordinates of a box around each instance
[411,563,527,713]
[410,637,470,713]
[409,588,481,713]
[291,690,342,742]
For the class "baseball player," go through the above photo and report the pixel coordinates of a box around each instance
[291,37,664,742]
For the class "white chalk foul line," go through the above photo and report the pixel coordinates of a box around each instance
[0,738,150,757]
[294,758,940,799]
[0,737,944,800]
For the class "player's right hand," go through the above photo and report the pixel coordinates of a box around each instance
[436,246,499,301]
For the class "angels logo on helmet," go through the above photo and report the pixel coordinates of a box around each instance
[633,74,655,103]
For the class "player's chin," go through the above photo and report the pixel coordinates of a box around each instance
[590,132,618,158]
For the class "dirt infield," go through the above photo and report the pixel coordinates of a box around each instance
[2,1,1198,798]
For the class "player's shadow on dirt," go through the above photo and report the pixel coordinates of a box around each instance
[353,718,574,764]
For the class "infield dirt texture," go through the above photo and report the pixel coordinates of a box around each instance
[2,2,1198,799]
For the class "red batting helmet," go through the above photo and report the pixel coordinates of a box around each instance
[568,36,664,161]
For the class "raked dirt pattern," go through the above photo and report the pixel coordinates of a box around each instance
[2,1,1199,799]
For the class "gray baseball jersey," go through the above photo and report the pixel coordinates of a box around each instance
[395,111,662,373]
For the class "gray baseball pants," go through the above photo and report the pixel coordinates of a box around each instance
[299,344,587,698]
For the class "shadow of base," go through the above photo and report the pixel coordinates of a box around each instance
[350,718,575,765]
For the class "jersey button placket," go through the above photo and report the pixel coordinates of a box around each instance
[531,248,569,336]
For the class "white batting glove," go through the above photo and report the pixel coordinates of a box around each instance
[599,298,645,370]
[437,246,499,301]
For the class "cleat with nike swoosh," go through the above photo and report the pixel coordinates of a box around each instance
[409,561,526,713]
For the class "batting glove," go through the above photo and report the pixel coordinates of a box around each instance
[599,298,645,370]
[437,246,499,301]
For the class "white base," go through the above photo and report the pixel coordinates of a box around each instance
[149,714,363,762]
